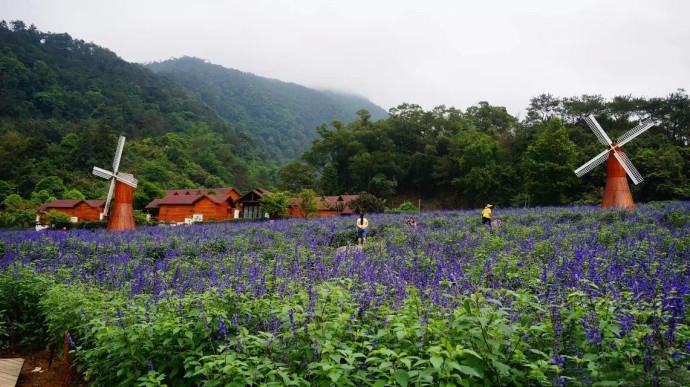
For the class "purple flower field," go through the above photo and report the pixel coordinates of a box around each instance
[1,202,689,386]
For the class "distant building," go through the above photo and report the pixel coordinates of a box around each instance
[238,188,272,219]
[287,195,359,218]
[37,199,105,224]
[145,187,241,223]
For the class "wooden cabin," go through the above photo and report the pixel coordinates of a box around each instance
[37,199,105,224]
[146,187,241,223]
[238,188,271,219]
[288,195,359,218]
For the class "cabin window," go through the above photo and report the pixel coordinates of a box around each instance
[243,205,264,219]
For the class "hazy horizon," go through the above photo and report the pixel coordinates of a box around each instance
[1,0,688,116]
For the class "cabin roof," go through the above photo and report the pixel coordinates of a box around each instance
[165,187,239,197]
[145,187,239,209]
[145,198,161,209]
[38,199,105,212]
[239,188,272,202]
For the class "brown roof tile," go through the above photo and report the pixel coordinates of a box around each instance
[38,199,104,212]
[146,187,239,208]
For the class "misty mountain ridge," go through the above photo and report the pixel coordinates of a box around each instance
[146,56,388,161]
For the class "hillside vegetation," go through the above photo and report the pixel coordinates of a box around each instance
[147,57,387,161]
[0,21,275,202]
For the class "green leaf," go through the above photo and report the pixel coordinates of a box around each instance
[430,355,444,370]
[583,353,598,362]
[448,360,482,378]
[492,360,511,376]
[396,329,406,340]
[459,349,483,359]
[463,299,471,314]
[394,370,409,387]
[528,348,549,359]
[328,370,342,382]
[593,381,621,387]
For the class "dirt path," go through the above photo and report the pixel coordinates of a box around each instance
[8,349,84,387]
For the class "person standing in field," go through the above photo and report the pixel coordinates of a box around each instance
[482,204,493,231]
[356,213,369,245]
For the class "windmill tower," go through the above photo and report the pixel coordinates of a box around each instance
[92,136,138,230]
[574,115,655,208]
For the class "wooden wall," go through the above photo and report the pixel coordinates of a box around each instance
[194,198,218,220]
[107,181,135,231]
[74,203,103,221]
[159,204,195,223]
[288,207,305,218]
[158,198,237,223]
[214,201,238,219]
[42,203,102,222]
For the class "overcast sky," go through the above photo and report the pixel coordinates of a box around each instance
[1,0,689,115]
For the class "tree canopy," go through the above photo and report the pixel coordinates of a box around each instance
[0,21,268,202]
[296,91,690,208]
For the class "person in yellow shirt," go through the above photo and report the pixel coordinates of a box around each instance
[481,204,493,230]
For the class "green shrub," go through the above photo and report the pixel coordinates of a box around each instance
[0,212,15,228]
[48,210,73,228]
[0,309,8,351]
[349,193,385,214]
[134,210,154,226]
[663,211,690,228]
[394,201,418,212]
[0,272,52,351]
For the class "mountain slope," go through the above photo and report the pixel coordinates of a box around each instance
[0,21,266,199]
[146,57,388,161]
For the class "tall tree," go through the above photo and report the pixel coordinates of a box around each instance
[522,119,580,205]
[277,161,317,193]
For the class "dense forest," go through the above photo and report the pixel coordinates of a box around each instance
[281,92,689,208]
[147,57,387,161]
[0,21,275,198]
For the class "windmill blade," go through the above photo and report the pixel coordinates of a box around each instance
[616,119,655,147]
[116,173,138,189]
[103,178,116,217]
[112,136,126,174]
[574,149,610,177]
[584,115,613,146]
[92,166,113,180]
[612,150,644,185]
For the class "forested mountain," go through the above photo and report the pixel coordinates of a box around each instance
[0,21,272,202]
[286,93,690,208]
[1,20,687,227]
[146,57,388,161]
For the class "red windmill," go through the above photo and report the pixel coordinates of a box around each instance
[92,136,138,230]
[574,115,655,208]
